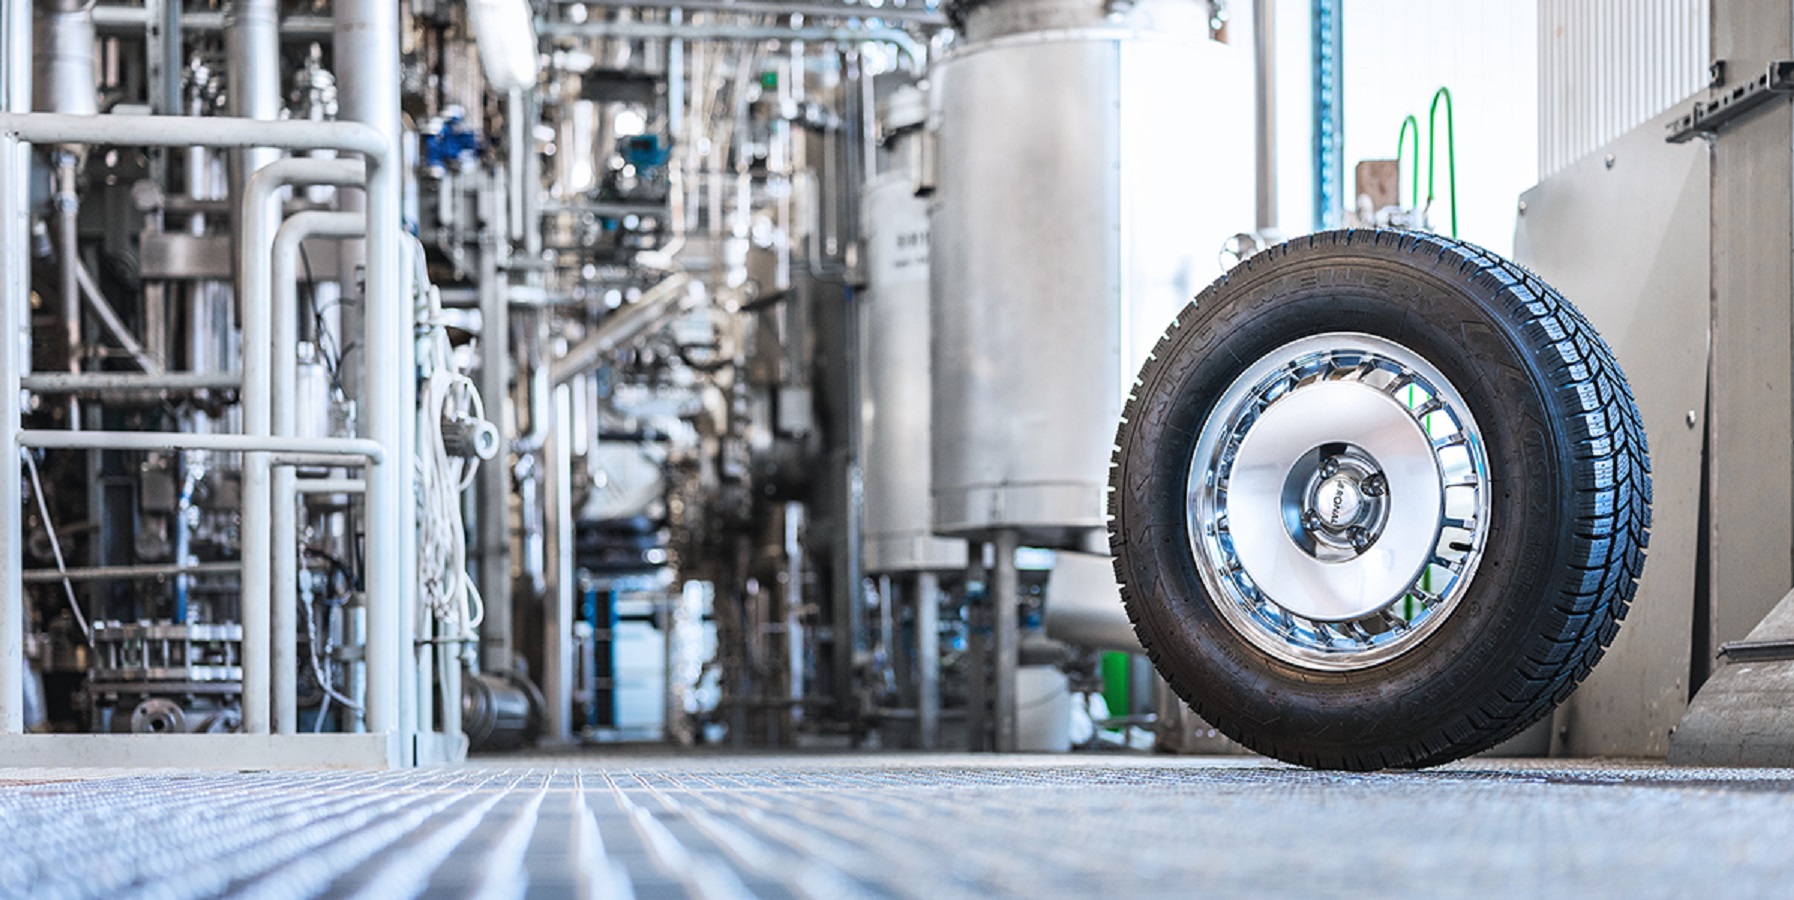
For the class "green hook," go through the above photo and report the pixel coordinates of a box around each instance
[1427,86,1457,237]
[1396,114,1420,211]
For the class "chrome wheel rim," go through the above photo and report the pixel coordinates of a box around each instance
[1186,333,1492,671]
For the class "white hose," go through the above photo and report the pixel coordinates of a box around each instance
[411,238,486,640]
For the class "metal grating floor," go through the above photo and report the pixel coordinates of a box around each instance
[2,753,1793,898]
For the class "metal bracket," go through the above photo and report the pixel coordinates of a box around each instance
[1667,60,1794,143]
[1715,638,1794,663]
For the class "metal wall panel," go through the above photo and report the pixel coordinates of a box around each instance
[1538,0,1709,178]
[1705,0,1794,669]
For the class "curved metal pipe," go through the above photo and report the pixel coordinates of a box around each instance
[271,210,363,735]
[538,20,928,71]
[240,158,364,735]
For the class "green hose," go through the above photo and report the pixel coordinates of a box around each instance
[1427,86,1458,237]
[1396,114,1420,210]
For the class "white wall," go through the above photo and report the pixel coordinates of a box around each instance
[1265,0,1539,256]
[1538,0,1708,179]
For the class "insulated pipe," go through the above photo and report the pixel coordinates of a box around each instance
[32,0,96,117]
[575,0,948,25]
[19,429,384,460]
[543,384,575,743]
[226,0,282,267]
[992,529,1019,753]
[271,210,363,735]
[0,114,388,156]
[92,8,334,39]
[1253,0,1277,232]
[23,561,243,583]
[36,1,93,429]
[333,0,411,747]
[537,21,928,72]
[549,274,697,386]
[293,478,366,494]
[240,158,364,735]
[0,0,32,735]
[476,181,514,673]
[74,260,163,374]
[22,372,237,393]
[0,113,399,739]
[916,570,940,750]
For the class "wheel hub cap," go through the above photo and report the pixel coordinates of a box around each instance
[1186,333,1492,671]
[1229,380,1442,621]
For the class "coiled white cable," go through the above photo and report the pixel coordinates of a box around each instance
[411,238,486,640]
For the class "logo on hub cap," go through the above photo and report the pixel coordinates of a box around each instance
[1321,475,1362,528]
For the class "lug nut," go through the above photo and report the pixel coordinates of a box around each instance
[1319,458,1340,477]
[1361,473,1387,496]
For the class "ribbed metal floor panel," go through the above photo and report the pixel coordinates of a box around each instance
[2,754,1793,898]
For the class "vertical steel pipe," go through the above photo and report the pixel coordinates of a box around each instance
[543,384,575,742]
[334,0,409,744]
[476,173,513,675]
[271,210,363,734]
[228,0,281,735]
[992,530,1019,753]
[1254,0,1277,232]
[226,0,281,255]
[36,1,94,426]
[0,0,33,735]
[916,571,940,750]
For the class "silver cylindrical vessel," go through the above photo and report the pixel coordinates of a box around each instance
[32,0,96,116]
[861,86,967,574]
[929,0,1253,546]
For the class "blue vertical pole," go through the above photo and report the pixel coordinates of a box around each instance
[1312,0,1344,230]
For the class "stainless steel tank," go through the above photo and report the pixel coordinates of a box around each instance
[929,0,1254,546]
[32,0,97,116]
[861,86,968,573]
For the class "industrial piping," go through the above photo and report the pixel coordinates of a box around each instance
[271,209,366,735]
[0,112,403,743]
[240,158,366,734]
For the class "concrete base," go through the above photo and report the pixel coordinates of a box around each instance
[1670,589,1794,766]
[0,732,406,769]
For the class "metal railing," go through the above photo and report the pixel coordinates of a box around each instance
[0,112,408,744]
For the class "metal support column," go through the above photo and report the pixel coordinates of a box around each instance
[1254,0,1278,233]
[228,0,282,735]
[543,384,575,742]
[991,530,1019,753]
[916,571,940,750]
[476,174,513,675]
[0,0,31,735]
[333,0,411,748]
